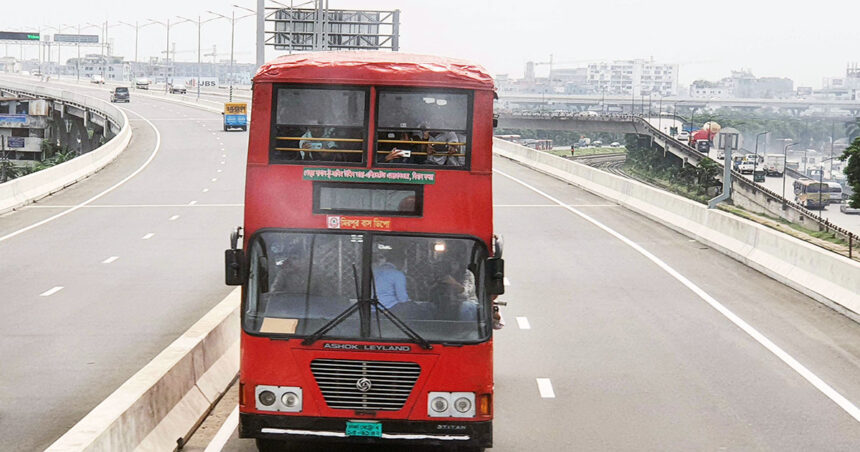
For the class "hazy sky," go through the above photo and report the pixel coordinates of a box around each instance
[2,0,858,88]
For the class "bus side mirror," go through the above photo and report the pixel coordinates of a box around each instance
[486,257,505,296]
[226,226,245,285]
[225,249,246,285]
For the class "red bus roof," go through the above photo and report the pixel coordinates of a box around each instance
[253,51,495,90]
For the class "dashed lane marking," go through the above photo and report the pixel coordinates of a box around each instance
[536,378,555,398]
[516,317,531,330]
[102,256,119,264]
[169,215,180,221]
[40,286,64,297]
[142,233,155,240]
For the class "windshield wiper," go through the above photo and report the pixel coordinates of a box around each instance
[302,265,364,346]
[302,265,433,350]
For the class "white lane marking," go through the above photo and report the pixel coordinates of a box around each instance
[503,277,511,286]
[204,405,239,452]
[217,169,223,173]
[0,107,162,244]
[189,201,198,206]
[516,317,531,330]
[536,378,555,398]
[495,168,860,423]
[102,256,119,264]
[221,154,226,158]
[202,188,209,193]
[40,286,64,297]
[211,178,218,182]
[142,233,155,240]
[169,215,180,221]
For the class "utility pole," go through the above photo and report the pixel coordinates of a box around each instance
[256,0,265,69]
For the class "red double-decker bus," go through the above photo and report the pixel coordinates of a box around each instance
[225,52,505,451]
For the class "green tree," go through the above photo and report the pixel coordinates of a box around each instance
[840,137,860,208]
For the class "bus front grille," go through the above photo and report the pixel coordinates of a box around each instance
[310,358,421,411]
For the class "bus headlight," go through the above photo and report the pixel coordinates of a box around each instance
[428,392,475,418]
[428,392,450,417]
[258,390,276,407]
[451,392,476,418]
[281,391,300,408]
[255,385,302,412]
[454,397,472,413]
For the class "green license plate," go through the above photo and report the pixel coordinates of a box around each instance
[346,421,382,437]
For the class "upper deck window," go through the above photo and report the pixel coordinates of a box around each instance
[375,90,471,169]
[271,87,368,164]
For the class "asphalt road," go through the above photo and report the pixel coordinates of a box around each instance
[0,77,246,451]
[200,156,860,451]
[3,79,859,451]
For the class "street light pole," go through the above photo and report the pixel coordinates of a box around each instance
[754,131,768,175]
[783,142,797,203]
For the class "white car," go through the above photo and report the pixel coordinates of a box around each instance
[676,131,690,143]
[840,202,860,215]
[90,74,105,84]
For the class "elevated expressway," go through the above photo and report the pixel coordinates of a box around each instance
[0,78,858,451]
[500,93,860,116]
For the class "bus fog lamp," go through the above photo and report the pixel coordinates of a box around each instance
[258,390,276,406]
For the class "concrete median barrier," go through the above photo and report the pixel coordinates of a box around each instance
[494,138,860,321]
[0,81,132,214]
[46,289,240,452]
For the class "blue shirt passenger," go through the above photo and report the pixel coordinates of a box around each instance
[373,261,409,309]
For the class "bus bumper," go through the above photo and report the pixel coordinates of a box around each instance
[240,413,492,448]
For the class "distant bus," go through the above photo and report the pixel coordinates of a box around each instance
[794,179,829,209]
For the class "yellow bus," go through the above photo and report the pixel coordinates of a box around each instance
[793,179,829,209]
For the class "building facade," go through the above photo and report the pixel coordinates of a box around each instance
[586,59,678,96]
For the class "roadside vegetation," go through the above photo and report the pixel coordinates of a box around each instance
[0,139,75,183]
[622,134,722,203]
[839,136,860,208]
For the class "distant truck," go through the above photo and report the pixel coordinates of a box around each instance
[763,154,784,176]
[223,102,248,131]
[134,77,150,90]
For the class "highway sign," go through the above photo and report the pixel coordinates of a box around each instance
[0,31,40,41]
[54,34,99,43]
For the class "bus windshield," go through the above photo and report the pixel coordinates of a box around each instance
[243,231,490,343]
[270,87,367,164]
[375,90,470,167]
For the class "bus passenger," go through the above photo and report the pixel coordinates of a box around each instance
[426,129,463,166]
[300,124,337,160]
[373,246,431,319]
[432,241,478,320]
[372,248,409,309]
